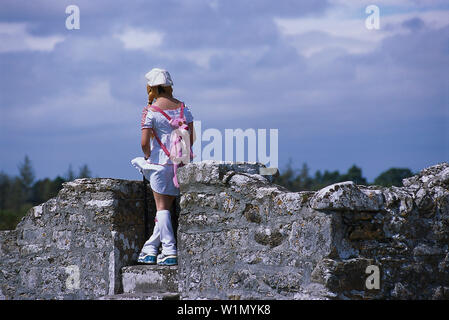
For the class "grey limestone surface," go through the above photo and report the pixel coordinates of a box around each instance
[1,161,448,300]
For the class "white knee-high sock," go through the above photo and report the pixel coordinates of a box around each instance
[141,214,161,256]
[156,209,177,256]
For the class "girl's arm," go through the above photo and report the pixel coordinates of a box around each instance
[141,128,152,159]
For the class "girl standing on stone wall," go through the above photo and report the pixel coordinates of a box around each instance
[133,68,194,266]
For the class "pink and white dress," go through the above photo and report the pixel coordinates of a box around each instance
[137,103,194,196]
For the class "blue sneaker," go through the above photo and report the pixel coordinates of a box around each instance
[157,254,177,266]
[137,252,157,264]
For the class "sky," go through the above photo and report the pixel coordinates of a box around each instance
[0,0,448,183]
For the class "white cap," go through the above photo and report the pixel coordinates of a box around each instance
[145,68,173,87]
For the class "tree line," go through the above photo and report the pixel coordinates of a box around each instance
[0,156,414,231]
[272,158,415,192]
[0,155,92,230]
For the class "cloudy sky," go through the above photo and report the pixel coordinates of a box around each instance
[0,0,448,183]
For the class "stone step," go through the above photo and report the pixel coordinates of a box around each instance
[121,264,178,294]
[98,292,180,300]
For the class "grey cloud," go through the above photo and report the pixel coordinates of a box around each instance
[0,1,447,181]
[402,17,425,31]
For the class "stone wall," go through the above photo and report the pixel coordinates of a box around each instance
[176,161,449,299]
[0,178,150,299]
[1,160,448,300]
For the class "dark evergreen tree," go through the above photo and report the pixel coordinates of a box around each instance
[65,164,76,181]
[374,168,414,187]
[0,171,10,210]
[341,164,368,185]
[78,164,91,178]
[273,158,298,191]
[18,155,35,190]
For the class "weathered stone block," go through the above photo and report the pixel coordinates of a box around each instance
[310,181,384,212]
[0,178,149,300]
[121,265,178,294]
[178,161,449,300]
